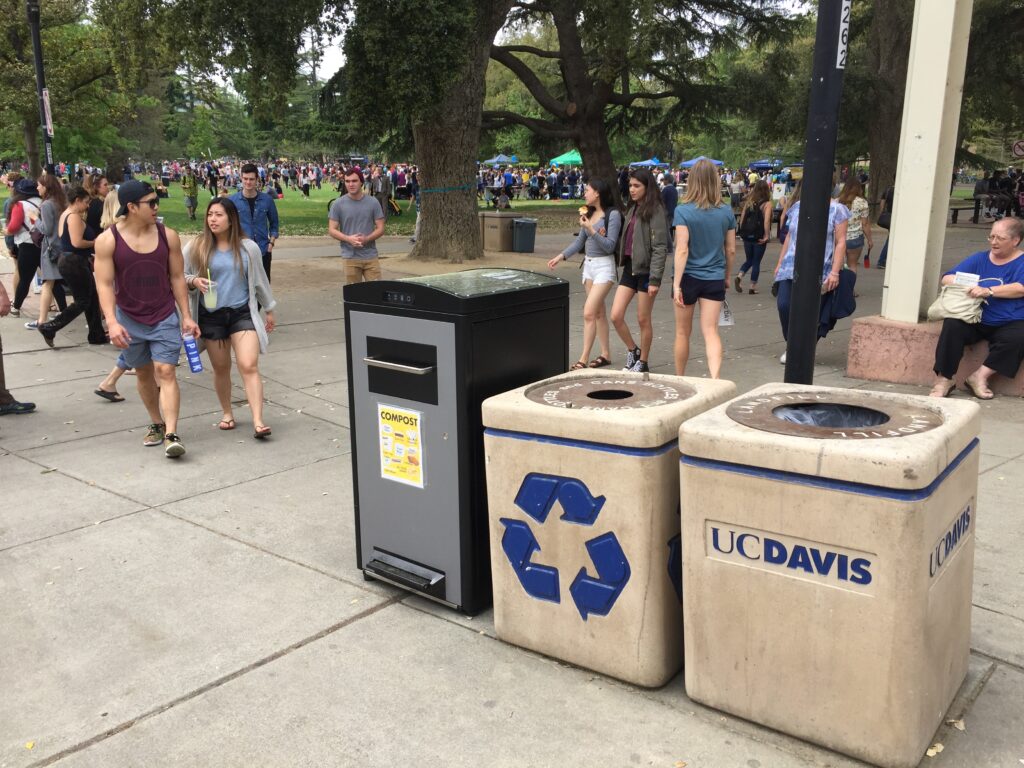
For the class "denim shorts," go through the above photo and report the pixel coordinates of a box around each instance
[199,304,255,340]
[116,307,182,368]
[581,256,616,285]
[846,235,865,250]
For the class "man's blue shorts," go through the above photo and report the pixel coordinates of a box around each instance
[116,307,182,368]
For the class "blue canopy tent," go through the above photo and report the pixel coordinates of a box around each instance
[680,156,724,167]
[482,153,518,165]
[629,157,668,168]
[748,158,785,171]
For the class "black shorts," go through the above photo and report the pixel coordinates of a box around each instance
[618,258,652,293]
[198,304,255,340]
[680,274,726,306]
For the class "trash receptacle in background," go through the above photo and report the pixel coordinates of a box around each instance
[483,371,736,686]
[679,383,980,768]
[512,218,538,253]
[481,211,518,251]
[344,269,569,614]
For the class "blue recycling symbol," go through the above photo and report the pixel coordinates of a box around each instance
[500,473,631,620]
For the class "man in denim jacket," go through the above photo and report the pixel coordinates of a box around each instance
[231,163,281,280]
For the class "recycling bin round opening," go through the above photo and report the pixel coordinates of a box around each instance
[772,403,890,429]
[588,389,634,401]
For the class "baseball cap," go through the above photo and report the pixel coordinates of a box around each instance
[116,180,154,217]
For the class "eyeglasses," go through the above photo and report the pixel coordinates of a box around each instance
[135,198,159,209]
[987,234,1010,242]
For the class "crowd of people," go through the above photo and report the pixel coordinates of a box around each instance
[1,165,279,456]
[1,155,1022,446]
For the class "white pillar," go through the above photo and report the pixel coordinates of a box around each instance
[881,0,974,323]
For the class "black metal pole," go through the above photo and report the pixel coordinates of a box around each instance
[25,0,54,173]
[784,0,849,384]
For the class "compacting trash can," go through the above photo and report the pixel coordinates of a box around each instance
[679,383,981,768]
[344,269,569,614]
[512,218,538,253]
[483,371,736,686]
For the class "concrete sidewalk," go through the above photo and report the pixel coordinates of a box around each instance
[1,226,1021,768]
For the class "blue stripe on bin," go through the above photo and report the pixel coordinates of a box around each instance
[484,427,677,457]
[679,438,979,502]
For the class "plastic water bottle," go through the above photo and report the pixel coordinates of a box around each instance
[182,334,203,373]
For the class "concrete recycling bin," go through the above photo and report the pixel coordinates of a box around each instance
[483,370,736,686]
[481,211,518,251]
[678,383,980,768]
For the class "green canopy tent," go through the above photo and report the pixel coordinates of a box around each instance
[549,149,581,166]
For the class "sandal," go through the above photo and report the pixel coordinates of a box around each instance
[570,361,587,371]
[588,355,611,368]
[218,418,236,430]
[928,379,955,398]
[254,425,272,440]
[733,275,743,293]
[748,287,758,295]
[94,388,125,403]
[963,377,994,401]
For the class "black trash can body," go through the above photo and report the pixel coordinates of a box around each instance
[343,268,569,613]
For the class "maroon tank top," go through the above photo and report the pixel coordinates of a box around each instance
[111,223,176,325]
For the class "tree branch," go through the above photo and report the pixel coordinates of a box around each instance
[607,89,677,106]
[489,45,567,118]
[499,45,562,59]
[481,109,574,139]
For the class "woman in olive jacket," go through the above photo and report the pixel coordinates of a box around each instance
[610,167,668,372]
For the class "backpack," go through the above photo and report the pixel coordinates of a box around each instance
[738,204,764,240]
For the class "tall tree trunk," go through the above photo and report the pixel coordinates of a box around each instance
[409,0,513,262]
[866,0,914,215]
[576,120,618,199]
[23,117,40,178]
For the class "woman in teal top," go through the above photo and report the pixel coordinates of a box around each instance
[184,198,277,439]
[672,159,736,378]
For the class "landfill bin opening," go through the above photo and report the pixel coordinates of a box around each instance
[587,389,634,401]
[772,403,890,429]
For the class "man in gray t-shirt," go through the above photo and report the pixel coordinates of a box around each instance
[328,168,386,284]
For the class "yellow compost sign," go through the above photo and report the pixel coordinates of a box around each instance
[378,404,424,488]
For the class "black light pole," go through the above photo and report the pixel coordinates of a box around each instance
[25,0,54,173]
[784,0,849,384]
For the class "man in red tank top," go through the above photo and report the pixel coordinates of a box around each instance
[94,181,199,458]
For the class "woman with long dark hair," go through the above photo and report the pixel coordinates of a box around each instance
[837,177,872,274]
[548,177,621,369]
[31,174,69,336]
[38,187,107,347]
[734,179,772,294]
[672,158,736,378]
[5,178,44,320]
[609,167,668,372]
[184,198,277,439]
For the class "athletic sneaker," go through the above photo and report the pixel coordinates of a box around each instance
[628,359,650,373]
[143,423,166,446]
[24,321,38,330]
[9,307,20,317]
[163,433,186,458]
[623,346,641,370]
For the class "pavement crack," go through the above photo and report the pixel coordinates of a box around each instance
[26,596,402,768]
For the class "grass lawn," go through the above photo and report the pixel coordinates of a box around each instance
[1,183,583,237]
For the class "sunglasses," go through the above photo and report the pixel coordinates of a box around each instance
[134,198,160,209]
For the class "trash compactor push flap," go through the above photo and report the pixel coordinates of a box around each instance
[344,268,569,614]
[483,370,735,686]
[678,383,981,768]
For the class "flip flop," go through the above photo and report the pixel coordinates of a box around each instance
[254,425,272,440]
[588,355,611,368]
[218,418,236,430]
[963,378,994,400]
[570,361,587,371]
[733,275,742,293]
[94,388,125,403]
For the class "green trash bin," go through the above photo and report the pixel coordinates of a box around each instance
[512,218,538,253]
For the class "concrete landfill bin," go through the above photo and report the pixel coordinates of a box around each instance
[482,370,736,687]
[678,383,981,768]
[481,211,518,251]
